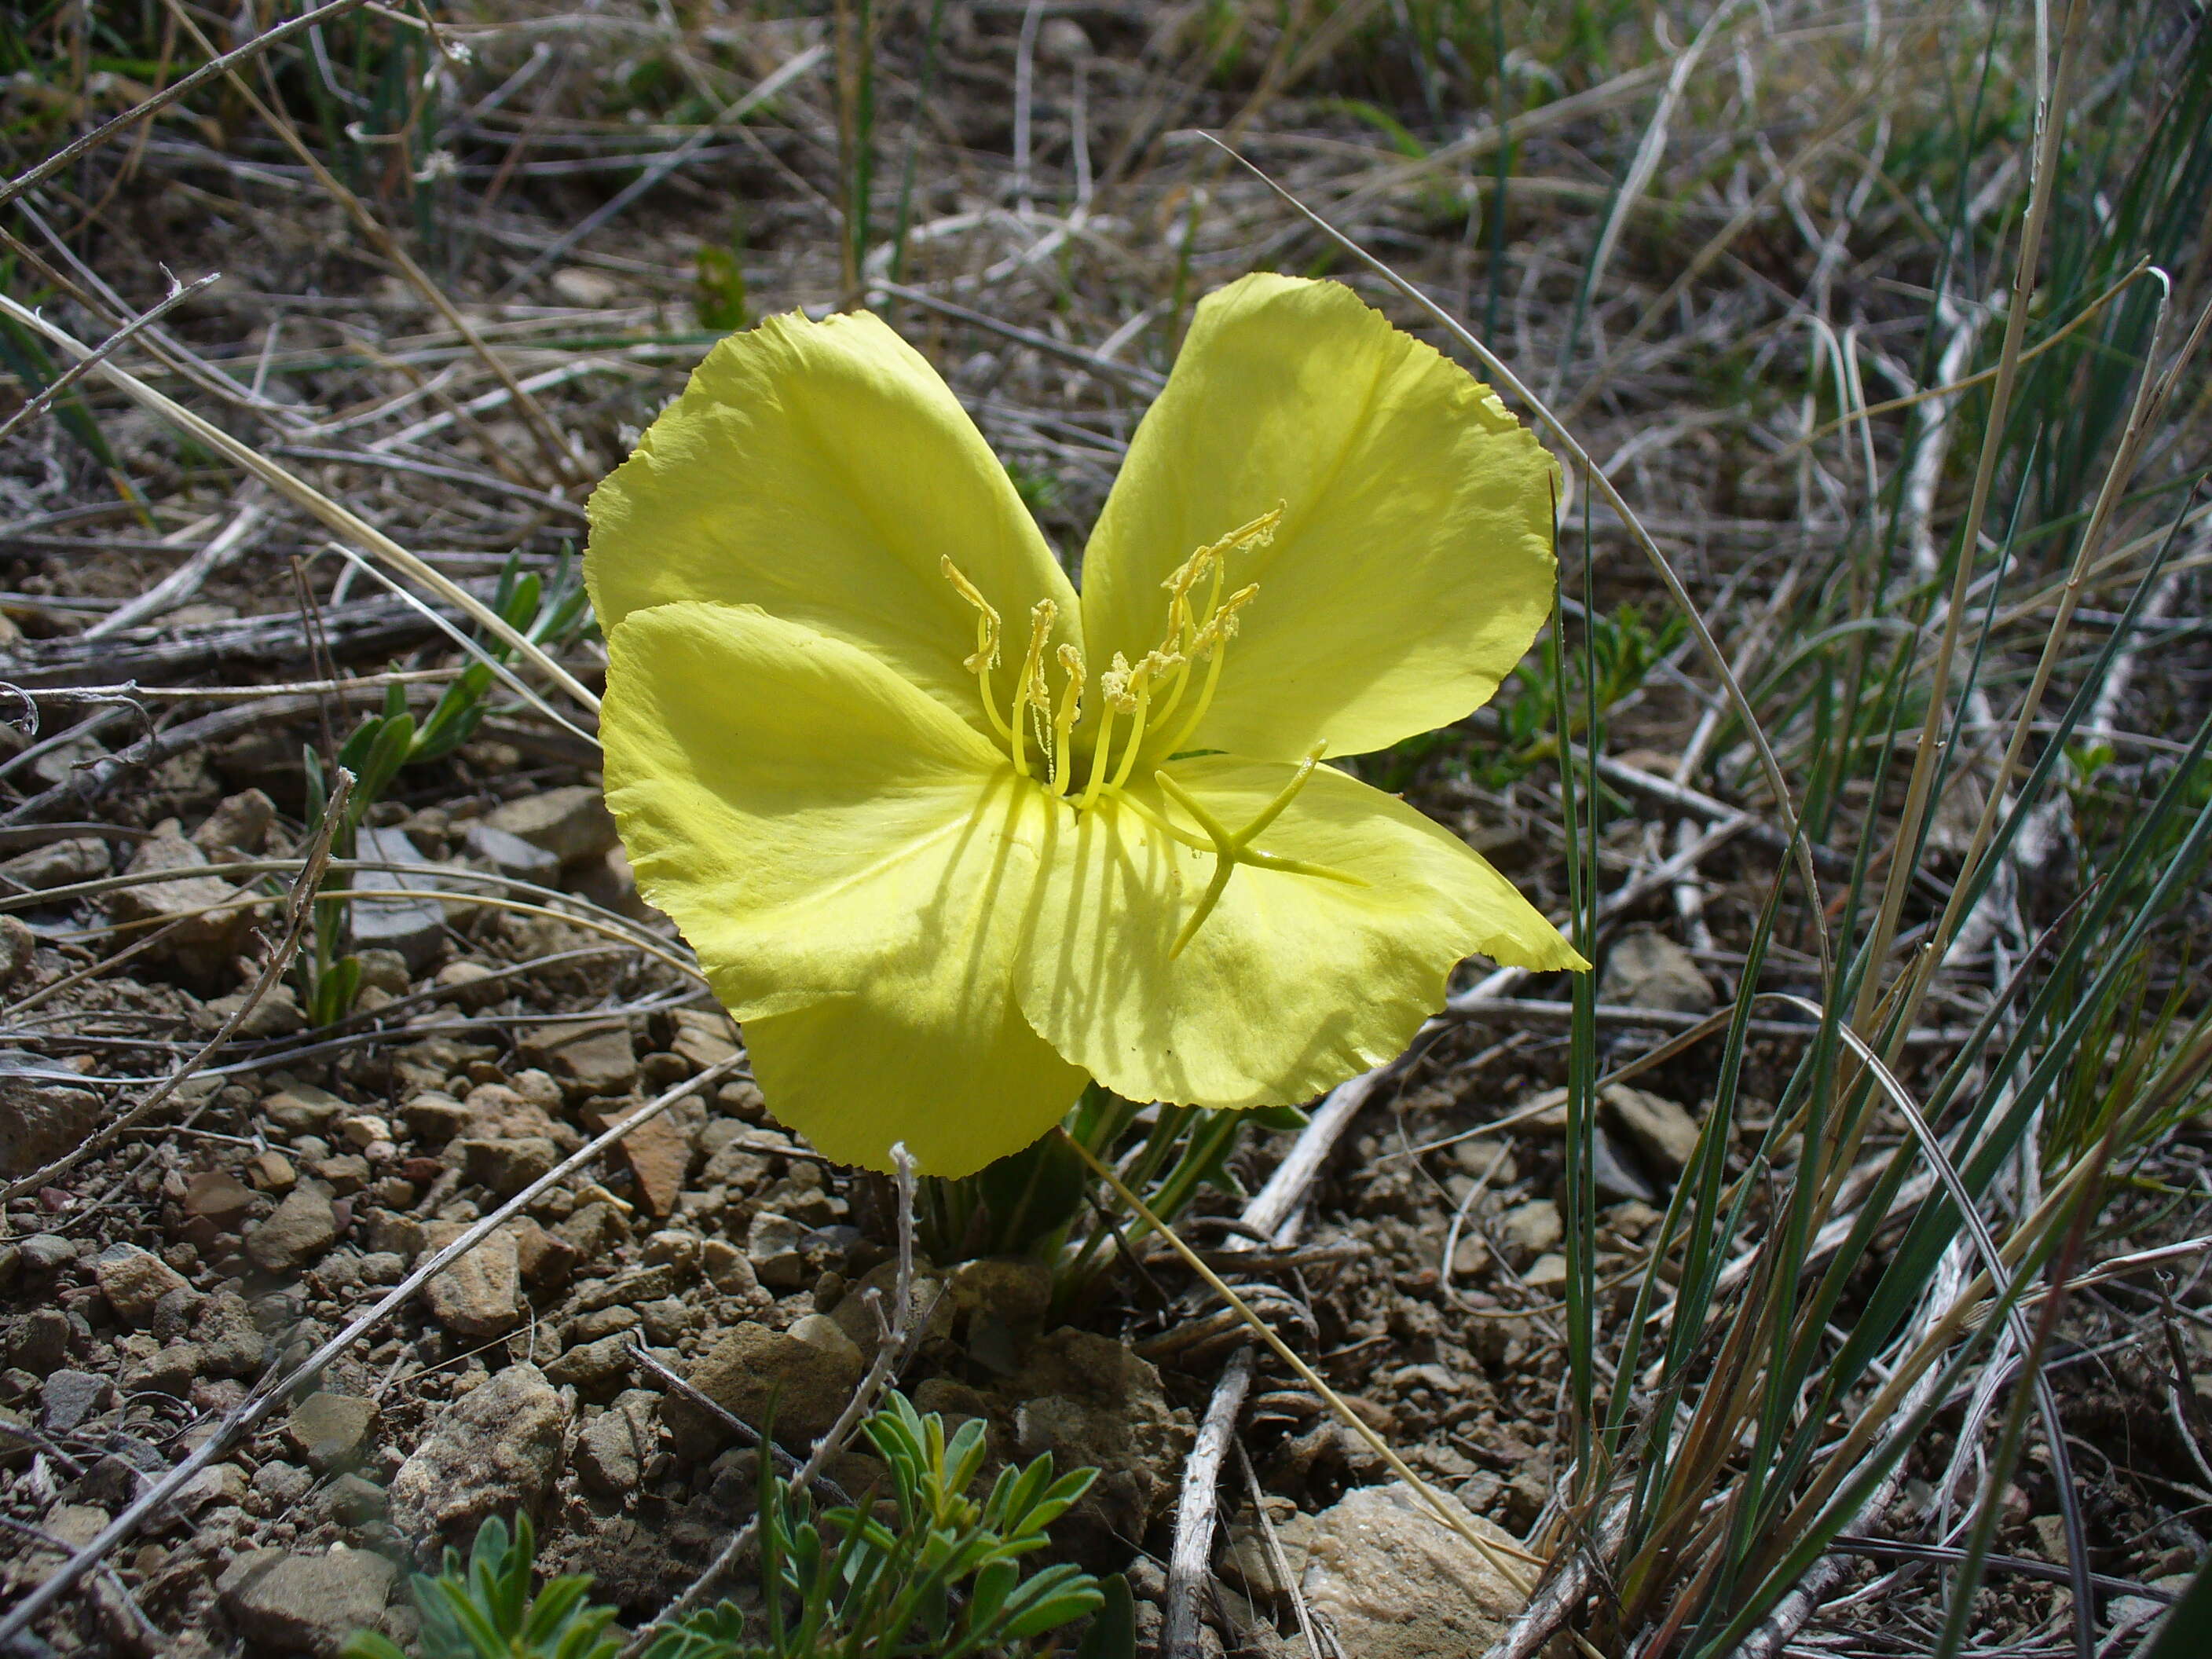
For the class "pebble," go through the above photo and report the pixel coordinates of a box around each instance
[0,836,111,891]
[185,1170,257,1229]
[575,1390,659,1497]
[664,1320,864,1456]
[701,1239,759,1298]
[458,1135,559,1196]
[246,1149,297,1192]
[613,1111,690,1219]
[463,820,560,882]
[262,1084,347,1135]
[0,1079,101,1179]
[122,1342,203,1397]
[388,1363,569,1554]
[220,1545,399,1656]
[39,1369,115,1434]
[668,1008,738,1071]
[481,786,617,863]
[16,1234,76,1273]
[1298,1483,1522,1659]
[422,1221,523,1338]
[745,1211,808,1289]
[192,789,275,860]
[1499,1199,1562,1262]
[545,1331,635,1392]
[531,1019,638,1098]
[1603,928,1715,1015]
[287,1391,379,1471]
[1602,1083,1703,1175]
[0,914,34,983]
[1523,1252,1568,1289]
[1002,1329,1188,1562]
[349,825,449,972]
[247,1186,339,1273]
[103,827,252,980]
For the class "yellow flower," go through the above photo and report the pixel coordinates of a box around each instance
[587,273,1586,1177]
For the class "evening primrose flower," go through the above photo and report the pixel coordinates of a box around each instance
[586,273,1585,1177]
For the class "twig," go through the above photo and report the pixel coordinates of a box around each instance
[0,274,218,449]
[82,489,268,639]
[0,1056,746,1646]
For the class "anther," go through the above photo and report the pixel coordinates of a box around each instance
[1008,599,1057,778]
[941,556,1013,745]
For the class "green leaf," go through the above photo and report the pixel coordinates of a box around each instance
[1073,1573,1136,1659]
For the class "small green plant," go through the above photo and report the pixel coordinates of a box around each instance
[298,551,590,1025]
[340,1514,621,1659]
[647,1391,1122,1659]
[340,1395,1123,1658]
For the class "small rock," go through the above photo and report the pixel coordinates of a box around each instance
[575,1390,658,1497]
[40,1369,115,1434]
[422,1221,523,1338]
[1499,1199,1562,1262]
[337,1113,393,1149]
[746,1211,808,1290]
[246,1149,297,1192]
[192,789,276,860]
[122,1342,203,1397]
[701,1239,759,1298]
[16,1234,75,1273]
[402,1090,473,1141]
[1604,929,1715,1016]
[349,826,449,972]
[482,786,617,863]
[353,948,412,994]
[201,980,305,1038]
[530,1020,637,1098]
[1299,1483,1522,1658]
[104,827,253,981]
[185,1170,257,1229]
[0,914,35,983]
[93,1243,189,1326]
[948,1256,1053,1328]
[434,958,506,1012]
[388,1363,569,1552]
[510,1218,580,1289]
[288,1391,379,1471]
[546,1332,635,1393]
[668,1008,738,1071]
[613,1112,688,1219]
[221,1545,398,1657]
[247,1186,339,1272]
[557,1199,630,1263]
[570,844,649,919]
[174,1461,250,1511]
[458,1136,559,1196]
[0,1076,101,1178]
[787,1313,864,1369]
[263,1084,347,1135]
[1523,1253,1568,1290]
[664,1320,865,1456]
[320,1472,389,1525]
[463,821,560,882]
[194,1291,269,1378]
[5,1308,71,1371]
[0,835,110,891]
[1602,1083,1703,1176]
[251,1459,315,1510]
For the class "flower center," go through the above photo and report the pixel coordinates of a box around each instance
[942,506,1360,951]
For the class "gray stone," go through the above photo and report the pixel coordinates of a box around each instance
[247,1187,339,1273]
[121,1342,203,1397]
[5,1308,70,1371]
[528,1020,636,1098]
[1604,929,1715,1016]
[348,826,449,972]
[195,1290,269,1378]
[103,828,253,981]
[1298,1483,1522,1659]
[463,821,560,883]
[94,1244,188,1327]
[202,980,304,1037]
[16,1234,75,1273]
[320,1472,389,1525]
[701,1239,759,1298]
[1499,1199,1562,1262]
[353,947,412,994]
[1522,1252,1568,1290]
[192,789,275,861]
[221,1545,398,1656]
[668,1008,739,1072]
[251,1459,314,1509]
[0,914,35,983]
[40,1369,114,1434]
[434,958,506,1012]
[262,1084,347,1135]
[458,1136,559,1197]
[288,1391,379,1471]
[0,1079,101,1178]
[481,786,617,863]
[422,1221,523,1338]
[544,1332,635,1393]
[388,1363,568,1552]
[1602,1083,1703,1176]
[185,1170,256,1229]
[746,1211,808,1290]
[664,1320,865,1457]
[0,835,111,891]
[575,1391,659,1497]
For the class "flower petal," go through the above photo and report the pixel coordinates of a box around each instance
[1017,757,1584,1108]
[587,308,1079,741]
[1078,274,1558,762]
[602,601,1083,1174]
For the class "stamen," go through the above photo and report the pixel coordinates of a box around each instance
[1050,643,1084,794]
[1008,599,1057,779]
[941,556,1012,744]
[1160,582,1258,757]
[1109,650,1181,793]
[1079,653,1135,810]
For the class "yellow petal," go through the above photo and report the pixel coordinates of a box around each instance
[745,989,1086,1179]
[587,308,1079,742]
[1079,274,1558,762]
[602,600,1084,1174]
[1018,756,1584,1108]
